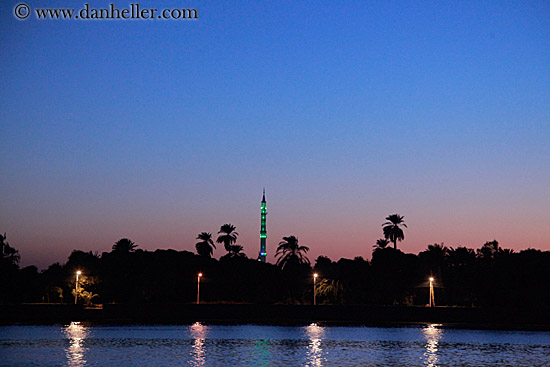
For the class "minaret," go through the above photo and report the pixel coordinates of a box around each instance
[258,188,267,262]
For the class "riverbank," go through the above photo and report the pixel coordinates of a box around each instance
[1,304,549,330]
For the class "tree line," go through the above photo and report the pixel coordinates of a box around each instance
[1,215,549,308]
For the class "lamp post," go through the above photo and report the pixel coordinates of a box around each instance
[197,273,203,304]
[74,271,81,305]
[313,273,318,305]
[428,277,435,307]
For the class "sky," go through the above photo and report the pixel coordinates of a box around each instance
[1,0,549,269]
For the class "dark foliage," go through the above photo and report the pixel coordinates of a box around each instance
[112,238,137,253]
[382,214,407,250]
[217,224,238,253]
[0,234,549,309]
[195,232,216,257]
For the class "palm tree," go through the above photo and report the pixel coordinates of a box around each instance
[217,224,238,253]
[276,235,310,270]
[419,243,449,272]
[112,238,137,253]
[195,232,216,257]
[220,244,247,260]
[373,238,390,251]
[382,214,407,250]
[425,243,449,257]
[448,246,476,267]
[229,244,246,257]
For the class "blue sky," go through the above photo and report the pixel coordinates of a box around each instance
[1,0,549,268]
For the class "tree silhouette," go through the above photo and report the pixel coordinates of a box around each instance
[477,240,501,260]
[420,243,449,263]
[0,233,21,304]
[112,238,137,253]
[217,224,238,253]
[373,238,390,253]
[448,246,476,268]
[0,233,20,266]
[221,244,247,260]
[195,232,216,257]
[499,248,514,257]
[229,244,246,257]
[2,234,550,308]
[419,243,449,277]
[276,235,310,270]
[382,214,407,249]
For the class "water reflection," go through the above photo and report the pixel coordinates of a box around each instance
[253,339,271,367]
[64,322,89,367]
[189,322,208,366]
[305,323,325,367]
[5,324,550,366]
[422,324,443,367]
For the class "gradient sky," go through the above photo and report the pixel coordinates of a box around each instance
[1,0,549,269]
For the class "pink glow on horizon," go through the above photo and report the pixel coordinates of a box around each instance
[11,206,549,270]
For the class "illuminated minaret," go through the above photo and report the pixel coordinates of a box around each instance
[258,189,267,262]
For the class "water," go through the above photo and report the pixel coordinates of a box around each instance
[1,323,549,366]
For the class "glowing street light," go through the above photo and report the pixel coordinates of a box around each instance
[313,273,318,305]
[428,277,435,307]
[74,270,82,305]
[197,273,203,304]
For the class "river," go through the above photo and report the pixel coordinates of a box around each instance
[1,323,549,366]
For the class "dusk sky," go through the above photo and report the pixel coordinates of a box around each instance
[1,0,549,269]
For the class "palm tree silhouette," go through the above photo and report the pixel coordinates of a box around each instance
[112,238,137,253]
[448,246,476,267]
[425,243,449,256]
[373,238,390,251]
[382,214,407,250]
[195,232,216,257]
[220,244,247,260]
[420,243,449,273]
[276,235,310,269]
[217,224,238,253]
[229,244,247,257]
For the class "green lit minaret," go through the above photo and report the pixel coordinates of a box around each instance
[258,189,267,262]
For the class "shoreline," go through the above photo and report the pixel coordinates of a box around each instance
[2,304,549,331]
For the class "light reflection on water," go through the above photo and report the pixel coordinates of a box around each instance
[252,338,270,367]
[305,323,325,367]
[63,321,89,367]
[422,324,442,367]
[189,322,207,367]
[1,323,549,366]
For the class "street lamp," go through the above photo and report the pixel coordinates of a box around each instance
[428,277,435,307]
[197,273,203,304]
[74,270,82,305]
[313,273,318,305]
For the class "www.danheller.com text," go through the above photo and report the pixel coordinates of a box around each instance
[29,3,198,20]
